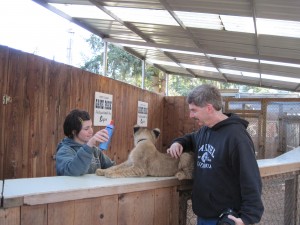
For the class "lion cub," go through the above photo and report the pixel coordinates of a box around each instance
[96,125,193,180]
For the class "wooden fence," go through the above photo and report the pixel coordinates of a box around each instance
[0,45,164,179]
[1,45,300,179]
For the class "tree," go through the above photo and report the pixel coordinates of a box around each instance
[81,34,168,93]
[81,35,104,74]
[81,34,277,96]
[81,34,144,87]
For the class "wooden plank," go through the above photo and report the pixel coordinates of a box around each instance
[56,63,72,133]
[148,92,164,151]
[4,48,28,179]
[73,195,119,225]
[26,54,47,178]
[118,190,154,225]
[259,162,300,177]
[154,187,179,225]
[74,198,92,225]
[21,204,47,225]
[48,201,74,225]
[163,97,176,150]
[47,61,62,176]
[154,188,172,225]
[258,148,300,177]
[0,207,20,225]
[0,46,9,180]
[163,97,186,151]
[24,177,179,206]
[111,82,127,163]
[3,197,23,209]
[170,186,180,225]
[0,209,4,225]
[42,60,56,177]
[91,196,118,225]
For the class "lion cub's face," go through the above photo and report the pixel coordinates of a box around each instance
[133,125,160,146]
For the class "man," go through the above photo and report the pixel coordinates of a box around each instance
[167,84,264,225]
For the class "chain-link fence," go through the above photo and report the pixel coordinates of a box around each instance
[183,171,300,225]
[224,98,300,159]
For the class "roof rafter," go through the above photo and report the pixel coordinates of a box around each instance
[90,0,197,77]
[31,0,300,93]
[159,0,228,82]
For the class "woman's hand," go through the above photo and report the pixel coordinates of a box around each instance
[166,142,183,159]
[87,129,109,147]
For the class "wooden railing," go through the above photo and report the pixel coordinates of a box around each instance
[183,147,300,225]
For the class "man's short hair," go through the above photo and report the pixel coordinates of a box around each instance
[187,84,223,111]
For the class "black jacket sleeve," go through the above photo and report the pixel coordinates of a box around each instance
[172,132,196,152]
[231,132,264,224]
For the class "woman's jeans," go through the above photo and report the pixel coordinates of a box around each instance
[197,217,218,225]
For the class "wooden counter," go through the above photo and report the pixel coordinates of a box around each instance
[258,147,300,177]
[1,175,181,225]
[3,175,180,208]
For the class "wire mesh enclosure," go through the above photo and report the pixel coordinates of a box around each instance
[224,98,300,159]
[184,171,300,225]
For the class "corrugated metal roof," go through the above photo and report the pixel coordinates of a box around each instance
[33,0,300,92]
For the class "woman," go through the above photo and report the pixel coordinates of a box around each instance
[56,109,115,176]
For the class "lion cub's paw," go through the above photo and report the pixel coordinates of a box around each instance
[105,171,123,178]
[175,171,186,180]
[95,169,105,176]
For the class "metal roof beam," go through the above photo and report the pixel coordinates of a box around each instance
[32,0,105,38]
[89,0,197,78]
[159,0,228,82]
[89,0,153,42]
[250,0,262,87]
[103,38,300,65]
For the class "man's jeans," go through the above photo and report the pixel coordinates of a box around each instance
[197,217,218,225]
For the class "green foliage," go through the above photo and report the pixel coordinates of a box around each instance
[80,35,103,74]
[80,34,142,86]
[106,44,141,83]
[80,34,280,96]
[168,75,244,96]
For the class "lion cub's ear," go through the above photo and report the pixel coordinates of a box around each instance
[152,128,160,138]
[133,125,140,134]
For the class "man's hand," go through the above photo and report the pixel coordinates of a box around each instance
[228,215,245,225]
[166,142,183,159]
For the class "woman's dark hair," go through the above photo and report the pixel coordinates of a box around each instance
[63,109,91,138]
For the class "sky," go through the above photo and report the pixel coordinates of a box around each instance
[0,0,92,67]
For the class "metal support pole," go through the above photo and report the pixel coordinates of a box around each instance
[165,73,169,96]
[102,41,108,76]
[141,60,145,89]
